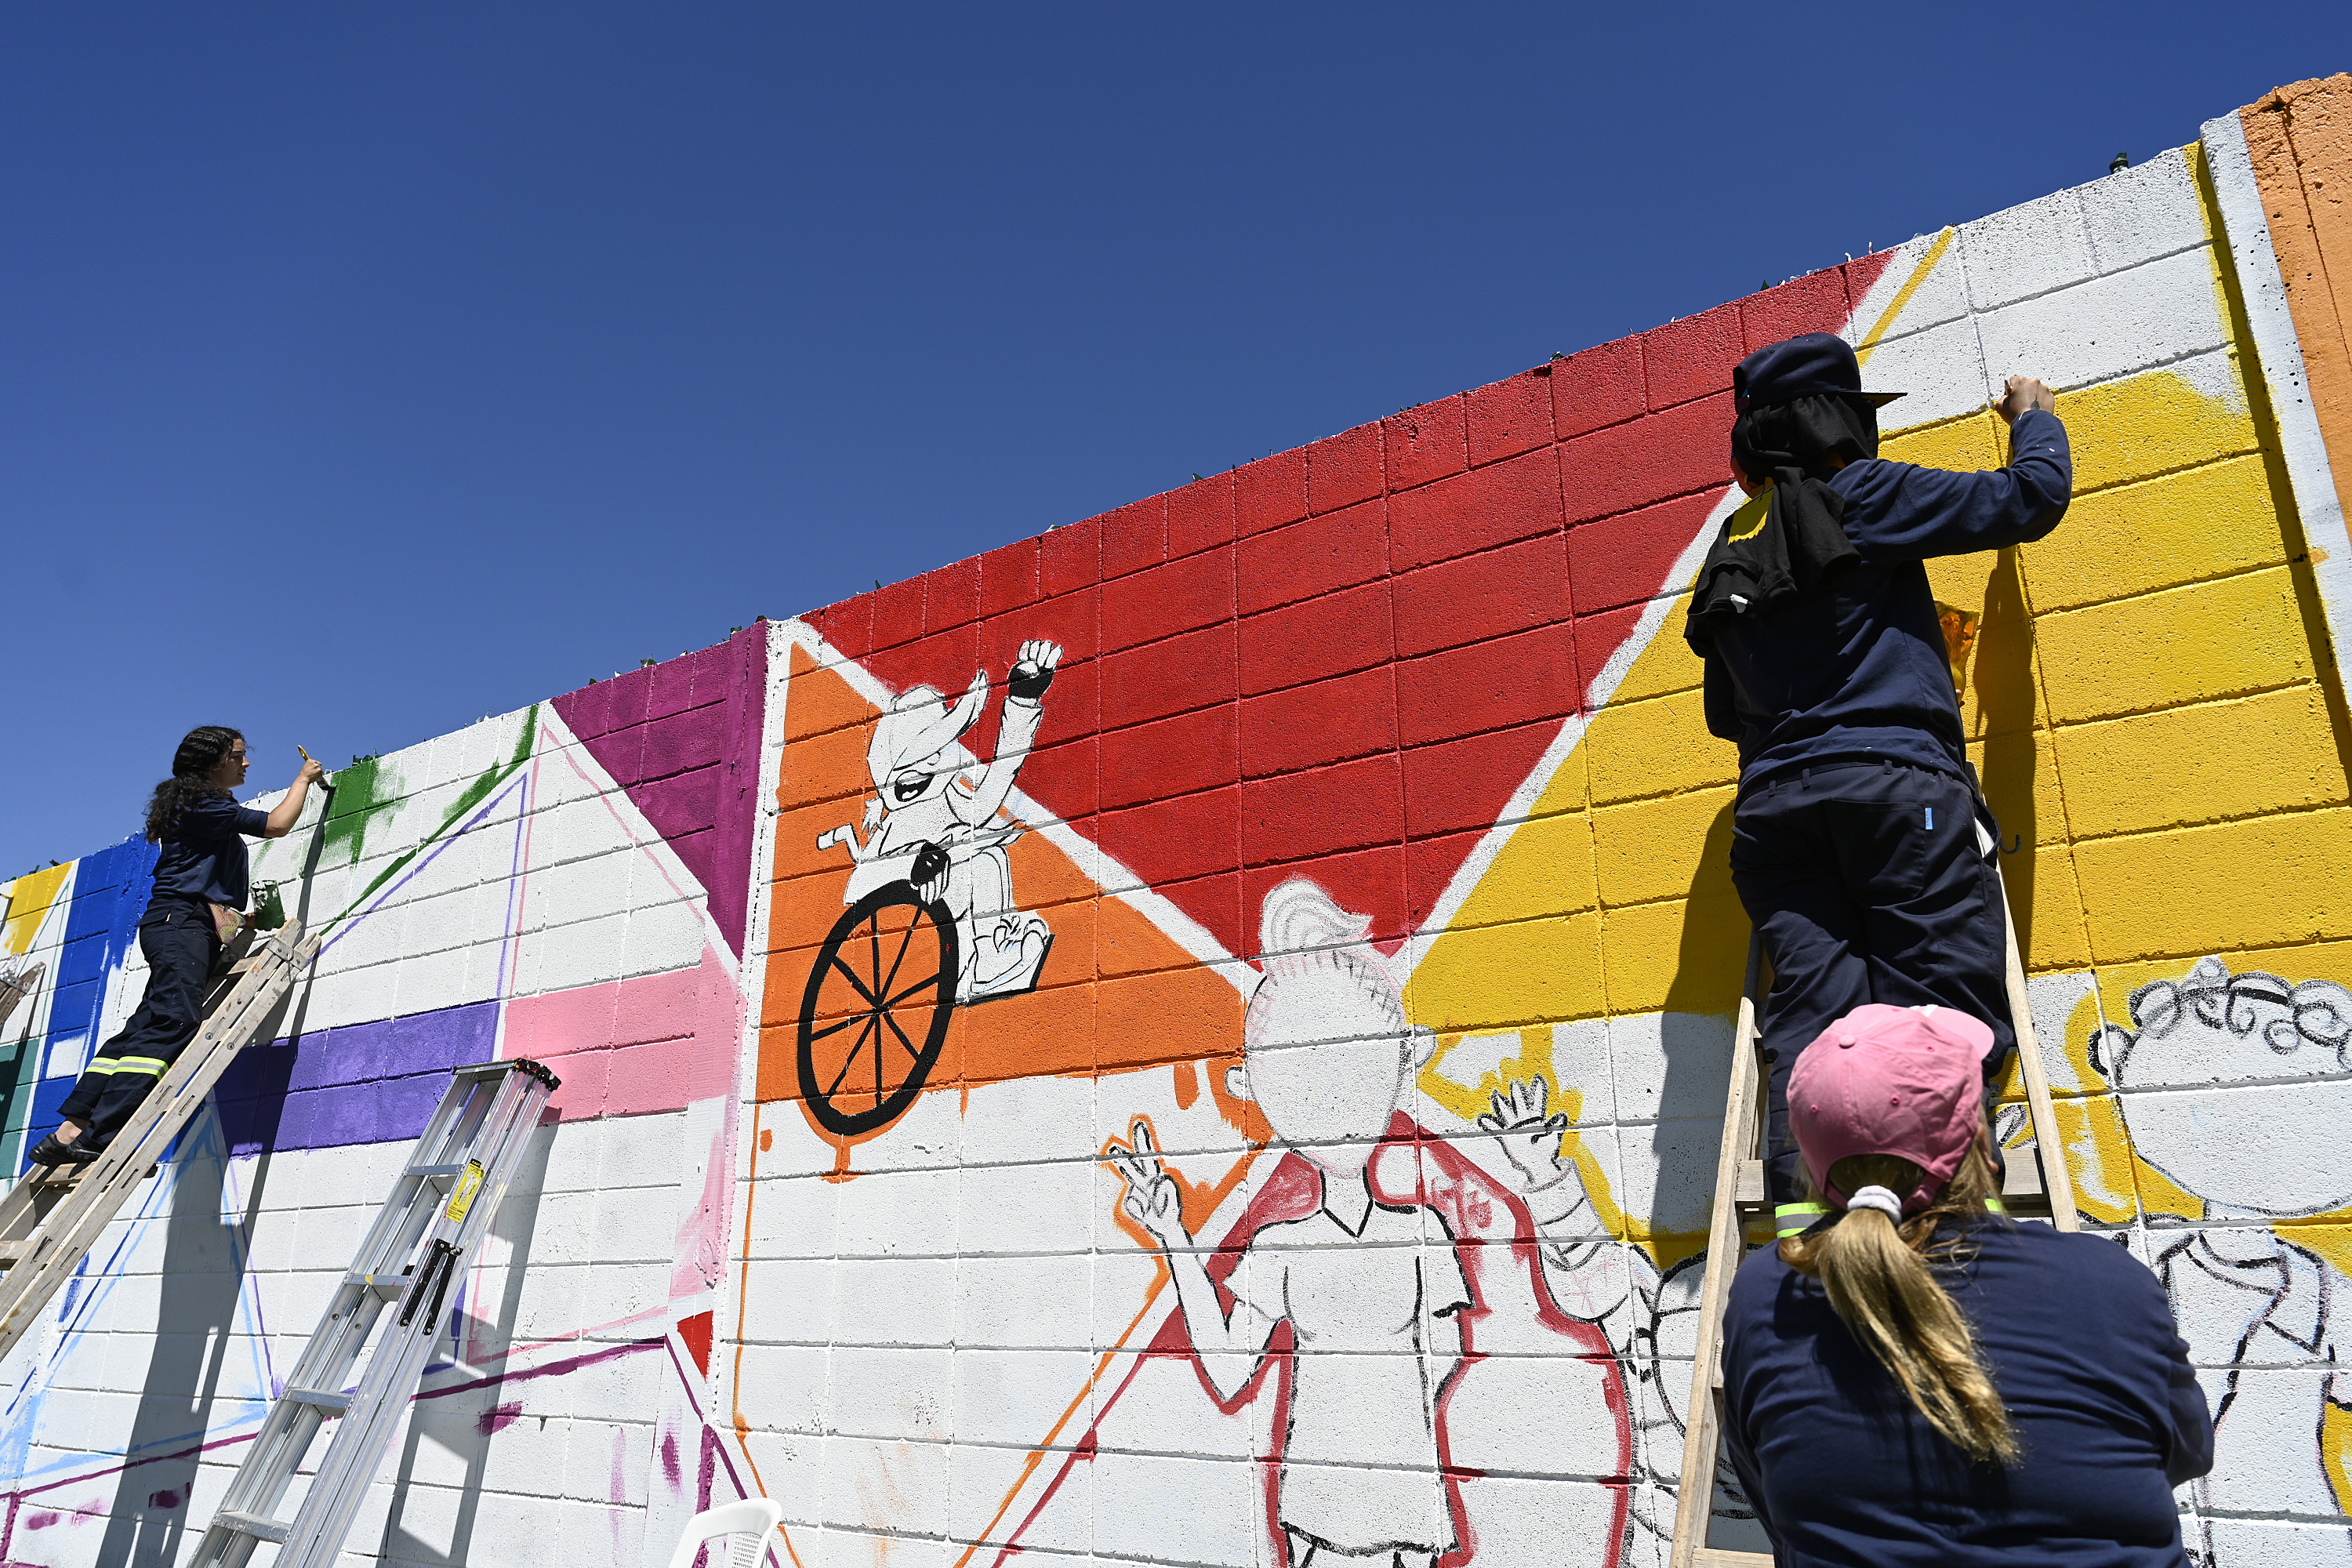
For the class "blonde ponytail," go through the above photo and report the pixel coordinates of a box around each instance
[1778,1145,2019,1465]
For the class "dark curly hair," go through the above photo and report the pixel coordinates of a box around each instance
[143,726,243,843]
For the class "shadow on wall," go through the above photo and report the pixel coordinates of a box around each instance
[372,1112,557,1567]
[1973,548,2041,957]
[212,1027,296,1159]
[92,1120,249,1568]
[89,970,314,1555]
[1656,795,1748,1225]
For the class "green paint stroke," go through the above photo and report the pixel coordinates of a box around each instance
[320,753,399,870]
[323,705,539,931]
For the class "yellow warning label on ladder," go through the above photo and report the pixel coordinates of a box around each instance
[442,1160,485,1223]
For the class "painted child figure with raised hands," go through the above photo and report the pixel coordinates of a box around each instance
[1108,879,1468,1568]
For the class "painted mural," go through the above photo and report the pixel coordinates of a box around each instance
[1,631,768,1563]
[4,74,2352,1568]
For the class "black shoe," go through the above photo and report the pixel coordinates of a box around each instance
[28,1134,98,1167]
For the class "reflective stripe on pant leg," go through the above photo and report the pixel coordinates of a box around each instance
[80,1064,169,1147]
[67,914,214,1131]
[1776,1201,1831,1237]
[55,1057,123,1123]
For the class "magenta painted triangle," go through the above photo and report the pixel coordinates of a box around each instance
[550,629,767,958]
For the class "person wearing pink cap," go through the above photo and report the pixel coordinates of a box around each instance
[1719,1003,2212,1566]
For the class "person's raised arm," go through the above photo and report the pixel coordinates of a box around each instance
[1106,1121,1279,1399]
[951,641,1063,827]
[263,756,328,838]
[1846,375,2072,562]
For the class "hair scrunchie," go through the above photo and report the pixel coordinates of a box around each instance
[1846,1185,1905,1221]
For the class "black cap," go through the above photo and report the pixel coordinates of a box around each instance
[1733,332,1905,414]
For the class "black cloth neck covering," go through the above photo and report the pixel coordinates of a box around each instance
[1686,393,1881,659]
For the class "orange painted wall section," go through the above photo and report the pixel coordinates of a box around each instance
[2242,74,2352,528]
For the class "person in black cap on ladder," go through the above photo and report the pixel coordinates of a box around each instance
[1682,332,2071,1239]
[30,726,325,1167]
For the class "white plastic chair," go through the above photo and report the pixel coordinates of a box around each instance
[664,1497,786,1568]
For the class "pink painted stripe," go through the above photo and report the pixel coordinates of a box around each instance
[502,942,740,1119]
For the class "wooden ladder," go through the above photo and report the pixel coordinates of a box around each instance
[1665,866,2079,1566]
[0,920,320,1362]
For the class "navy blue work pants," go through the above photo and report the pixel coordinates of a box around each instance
[55,900,220,1149]
[1729,763,2013,1214]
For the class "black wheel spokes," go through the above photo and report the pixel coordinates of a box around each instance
[829,953,882,1009]
[823,1012,880,1100]
[868,913,884,1109]
[798,883,961,1138]
[880,1003,923,1064]
[875,916,920,1016]
[829,909,934,1108]
[883,971,941,1011]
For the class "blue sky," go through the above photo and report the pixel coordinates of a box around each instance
[2,4,2341,873]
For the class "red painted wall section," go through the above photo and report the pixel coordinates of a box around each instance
[550,623,768,957]
[793,259,1892,960]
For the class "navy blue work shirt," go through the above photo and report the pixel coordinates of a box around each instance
[148,792,271,913]
[1721,1219,2212,1567]
[1703,408,2072,793]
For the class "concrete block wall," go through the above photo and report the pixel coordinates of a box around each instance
[5,72,2352,1568]
[0,632,768,1564]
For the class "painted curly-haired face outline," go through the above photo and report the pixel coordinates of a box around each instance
[2096,956,2352,1217]
[2103,960,2352,1082]
[1235,880,1432,1153]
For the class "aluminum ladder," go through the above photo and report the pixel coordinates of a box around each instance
[0,917,322,1361]
[1666,865,2079,1567]
[192,1055,560,1568]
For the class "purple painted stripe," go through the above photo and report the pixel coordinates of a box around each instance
[416,1335,662,1403]
[213,1000,499,1156]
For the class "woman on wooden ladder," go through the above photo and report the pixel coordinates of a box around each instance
[1686,332,2071,1238]
[30,726,323,1166]
[1720,1003,2212,1566]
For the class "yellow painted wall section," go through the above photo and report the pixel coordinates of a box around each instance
[2,863,70,957]
[2078,807,2352,959]
[2053,684,2348,837]
[1419,249,2336,1021]
[2036,564,2314,722]
[2020,453,2293,612]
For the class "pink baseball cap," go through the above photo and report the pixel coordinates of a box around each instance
[1788,1003,1995,1215]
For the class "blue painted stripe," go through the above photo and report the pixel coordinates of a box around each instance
[46,837,157,1065]
[7,838,155,1164]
